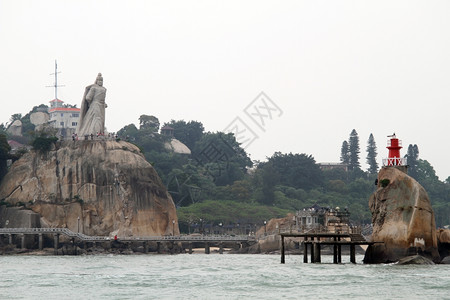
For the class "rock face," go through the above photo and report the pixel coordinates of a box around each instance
[164,138,191,155]
[437,229,450,262]
[0,140,178,237]
[364,167,440,263]
[6,120,22,136]
[30,112,50,131]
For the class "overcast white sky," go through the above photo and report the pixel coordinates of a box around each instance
[1,1,449,180]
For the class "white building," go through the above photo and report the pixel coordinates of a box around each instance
[48,99,80,137]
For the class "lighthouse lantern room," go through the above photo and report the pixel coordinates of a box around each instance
[382,133,407,167]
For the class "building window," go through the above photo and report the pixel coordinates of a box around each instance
[60,122,64,126]
[72,122,77,126]
[61,113,64,117]
[72,113,79,117]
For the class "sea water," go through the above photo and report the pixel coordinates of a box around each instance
[0,254,449,299]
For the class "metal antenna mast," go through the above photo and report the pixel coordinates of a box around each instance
[46,60,65,99]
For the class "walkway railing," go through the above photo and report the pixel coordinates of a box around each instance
[0,228,254,243]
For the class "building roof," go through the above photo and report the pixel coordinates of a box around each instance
[49,98,64,103]
[161,126,174,130]
[49,107,80,113]
[8,140,25,149]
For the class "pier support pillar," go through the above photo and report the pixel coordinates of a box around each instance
[313,243,321,263]
[53,233,59,255]
[21,234,25,249]
[143,241,148,253]
[38,233,43,250]
[310,240,315,263]
[219,243,224,254]
[350,244,356,264]
[337,238,342,263]
[157,242,161,254]
[188,242,193,254]
[8,234,12,245]
[72,238,76,255]
[205,242,210,254]
[303,242,308,263]
[333,244,338,264]
[281,235,285,264]
[333,237,338,264]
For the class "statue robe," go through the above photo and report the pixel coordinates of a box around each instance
[77,84,107,136]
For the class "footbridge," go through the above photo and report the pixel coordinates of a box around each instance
[0,228,256,254]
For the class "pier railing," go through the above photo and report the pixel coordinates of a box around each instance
[0,228,254,243]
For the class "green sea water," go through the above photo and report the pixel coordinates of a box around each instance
[1,254,449,299]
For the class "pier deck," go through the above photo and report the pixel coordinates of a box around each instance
[280,232,374,264]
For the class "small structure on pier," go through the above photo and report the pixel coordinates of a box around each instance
[295,205,351,234]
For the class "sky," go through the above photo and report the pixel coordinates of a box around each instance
[1,1,449,180]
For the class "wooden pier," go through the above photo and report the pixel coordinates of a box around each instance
[280,232,374,264]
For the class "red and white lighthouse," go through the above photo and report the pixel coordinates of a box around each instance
[382,133,407,166]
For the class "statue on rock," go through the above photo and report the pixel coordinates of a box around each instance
[77,73,107,136]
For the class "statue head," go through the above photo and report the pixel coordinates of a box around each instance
[95,73,103,86]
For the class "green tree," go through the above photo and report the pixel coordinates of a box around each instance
[193,132,252,186]
[163,120,204,150]
[9,113,22,123]
[0,133,11,181]
[366,133,378,174]
[259,152,323,191]
[139,115,160,132]
[348,129,361,170]
[405,144,419,180]
[340,140,350,165]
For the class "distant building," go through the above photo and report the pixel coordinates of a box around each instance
[160,126,174,137]
[48,99,80,137]
[318,162,348,172]
[295,204,351,233]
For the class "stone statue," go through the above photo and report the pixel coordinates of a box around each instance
[77,73,107,136]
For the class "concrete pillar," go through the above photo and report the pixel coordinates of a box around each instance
[303,242,308,263]
[313,243,321,263]
[188,242,193,254]
[219,243,224,254]
[54,234,59,255]
[350,244,356,264]
[337,238,342,263]
[333,237,338,264]
[205,242,210,254]
[21,234,25,249]
[333,244,338,264]
[281,236,285,264]
[157,242,161,254]
[38,233,43,250]
[310,239,315,263]
[143,241,148,253]
[8,234,12,245]
[72,238,76,255]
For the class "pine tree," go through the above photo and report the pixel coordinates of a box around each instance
[405,144,419,179]
[366,133,378,174]
[348,129,360,170]
[340,140,350,165]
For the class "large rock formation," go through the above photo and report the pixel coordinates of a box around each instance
[364,167,440,263]
[437,228,450,262]
[0,140,178,237]
[6,120,22,136]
